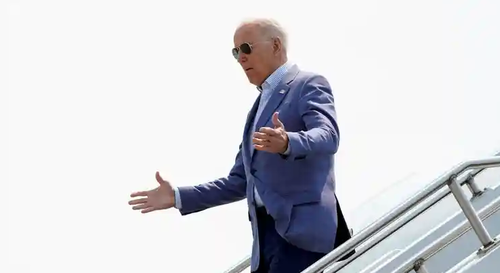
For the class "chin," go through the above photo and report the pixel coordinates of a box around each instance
[245,71,263,86]
[247,77,259,86]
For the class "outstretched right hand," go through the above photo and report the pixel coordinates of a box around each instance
[128,171,176,213]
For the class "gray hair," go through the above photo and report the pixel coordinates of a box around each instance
[238,18,289,52]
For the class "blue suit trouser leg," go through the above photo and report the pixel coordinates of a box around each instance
[252,208,326,273]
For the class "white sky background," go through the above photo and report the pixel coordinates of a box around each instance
[4,0,500,272]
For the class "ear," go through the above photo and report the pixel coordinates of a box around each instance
[273,37,282,55]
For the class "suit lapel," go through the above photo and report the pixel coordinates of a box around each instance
[254,65,300,131]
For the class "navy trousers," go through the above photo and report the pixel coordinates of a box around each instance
[252,207,326,273]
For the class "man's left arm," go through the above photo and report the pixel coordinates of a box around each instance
[285,75,339,159]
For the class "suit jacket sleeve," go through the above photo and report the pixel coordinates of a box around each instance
[285,75,340,160]
[177,144,247,215]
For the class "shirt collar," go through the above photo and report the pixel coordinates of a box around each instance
[257,61,293,92]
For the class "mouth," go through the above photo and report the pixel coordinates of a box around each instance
[244,68,253,72]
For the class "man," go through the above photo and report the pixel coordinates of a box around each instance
[128,18,354,273]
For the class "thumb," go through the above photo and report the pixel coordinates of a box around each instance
[272,112,284,129]
[155,171,167,185]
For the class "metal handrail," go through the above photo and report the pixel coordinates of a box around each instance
[321,171,475,273]
[224,256,250,273]
[389,186,500,273]
[464,151,500,196]
[322,151,500,273]
[301,156,500,273]
[224,153,500,273]
[469,151,500,177]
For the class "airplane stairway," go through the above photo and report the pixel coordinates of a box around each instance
[224,152,500,273]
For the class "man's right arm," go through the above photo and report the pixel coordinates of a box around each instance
[173,144,247,215]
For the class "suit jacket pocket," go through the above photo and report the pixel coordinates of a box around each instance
[283,202,337,253]
[287,191,321,206]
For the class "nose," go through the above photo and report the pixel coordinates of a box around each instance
[238,53,247,64]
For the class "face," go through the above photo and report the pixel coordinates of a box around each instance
[233,24,281,86]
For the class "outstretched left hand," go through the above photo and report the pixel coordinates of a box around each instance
[253,112,289,154]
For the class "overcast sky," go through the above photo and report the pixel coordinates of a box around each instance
[5,0,500,272]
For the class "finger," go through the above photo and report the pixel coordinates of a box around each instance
[128,198,148,205]
[130,191,149,198]
[254,144,273,152]
[259,127,280,136]
[253,132,274,140]
[253,137,271,146]
[155,171,166,185]
[132,203,151,210]
[254,132,282,144]
[272,112,284,129]
[254,144,267,150]
[141,207,156,214]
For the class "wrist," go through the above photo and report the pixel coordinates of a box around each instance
[281,133,290,155]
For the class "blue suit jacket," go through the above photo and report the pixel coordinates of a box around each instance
[177,65,353,271]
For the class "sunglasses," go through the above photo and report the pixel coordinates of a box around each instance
[232,41,269,59]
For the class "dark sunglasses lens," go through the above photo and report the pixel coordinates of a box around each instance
[240,43,252,54]
[232,48,239,59]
